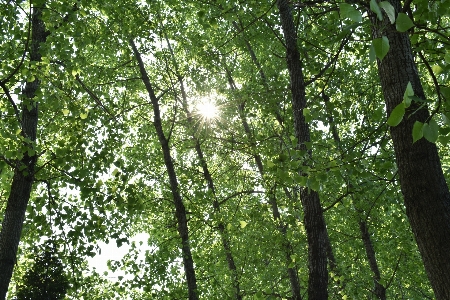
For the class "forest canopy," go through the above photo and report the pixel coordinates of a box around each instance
[0,0,449,299]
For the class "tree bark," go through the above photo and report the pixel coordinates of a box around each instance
[0,6,46,299]
[277,0,328,298]
[130,40,198,300]
[372,1,450,298]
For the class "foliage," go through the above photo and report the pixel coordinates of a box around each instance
[14,242,69,300]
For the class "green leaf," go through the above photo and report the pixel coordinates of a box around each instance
[442,113,450,125]
[423,119,439,143]
[62,109,70,116]
[369,44,376,62]
[439,134,450,145]
[432,64,443,75]
[396,13,414,32]
[387,103,405,126]
[412,121,423,143]
[379,1,395,24]
[27,148,36,157]
[370,0,383,21]
[403,82,414,107]
[239,221,248,228]
[372,36,390,61]
[445,52,450,63]
[339,3,362,23]
[80,113,88,119]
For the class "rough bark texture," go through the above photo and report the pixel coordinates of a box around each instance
[0,6,45,299]
[277,0,328,298]
[130,40,198,300]
[372,1,450,298]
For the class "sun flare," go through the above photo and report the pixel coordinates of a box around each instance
[196,99,218,120]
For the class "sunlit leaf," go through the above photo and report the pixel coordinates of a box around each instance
[379,1,395,24]
[239,221,248,228]
[403,81,414,107]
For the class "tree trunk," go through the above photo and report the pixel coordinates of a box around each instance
[359,221,386,300]
[165,36,242,300]
[225,68,302,299]
[277,0,328,298]
[130,40,198,300]
[0,6,46,298]
[372,1,450,298]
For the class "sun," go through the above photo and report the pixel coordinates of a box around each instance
[196,99,218,120]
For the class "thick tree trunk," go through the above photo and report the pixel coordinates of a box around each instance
[0,6,45,299]
[277,0,329,298]
[130,40,198,300]
[372,1,450,298]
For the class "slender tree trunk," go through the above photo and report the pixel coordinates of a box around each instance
[130,40,198,300]
[323,93,385,297]
[359,221,386,300]
[277,1,328,298]
[164,36,242,300]
[225,68,302,299]
[372,1,450,298]
[0,6,46,298]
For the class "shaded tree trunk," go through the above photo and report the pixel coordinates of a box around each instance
[0,6,46,298]
[277,0,328,298]
[130,40,198,300]
[359,221,386,300]
[372,1,450,298]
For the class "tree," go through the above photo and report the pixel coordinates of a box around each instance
[1,0,447,299]
[370,0,450,298]
[0,4,46,298]
[15,241,69,300]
